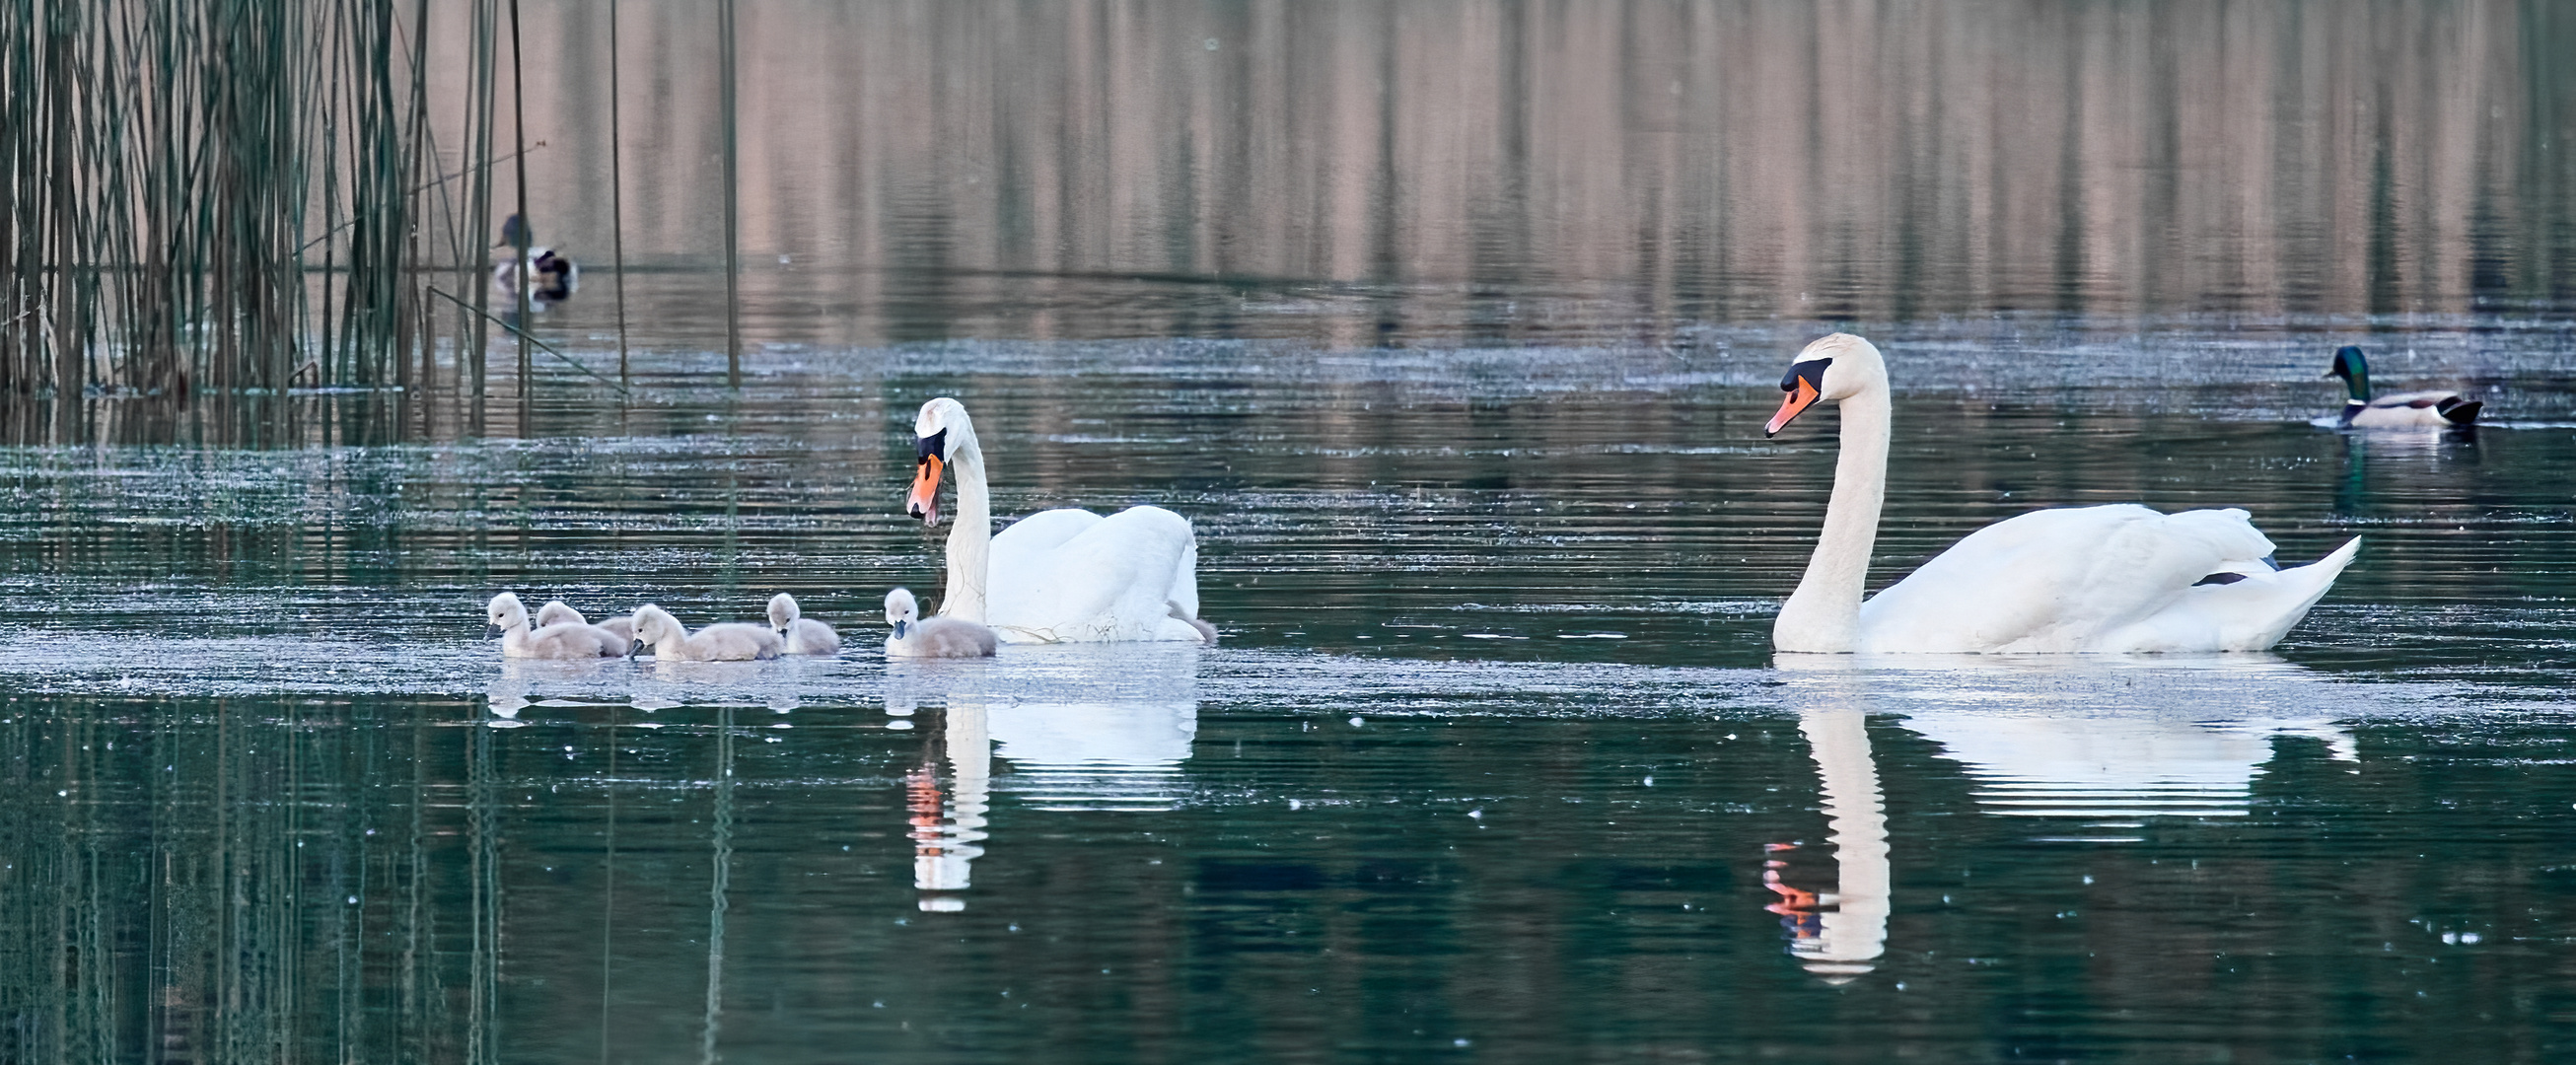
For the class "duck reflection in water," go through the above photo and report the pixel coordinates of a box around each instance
[893,649,1201,911]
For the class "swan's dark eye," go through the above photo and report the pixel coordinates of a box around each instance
[1780,358,1832,392]
[915,428,947,462]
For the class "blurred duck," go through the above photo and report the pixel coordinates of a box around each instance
[536,600,635,644]
[2326,345,2479,428]
[884,588,997,659]
[766,593,843,655]
[629,604,783,662]
[492,214,578,306]
[486,592,623,659]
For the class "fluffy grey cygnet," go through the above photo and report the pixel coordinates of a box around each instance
[1167,601,1219,645]
[536,600,635,644]
[629,604,784,662]
[487,592,623,659]
[766,593,842,655]
[883,588,997,659]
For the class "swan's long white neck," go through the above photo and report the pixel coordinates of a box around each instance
[941,423,994,624]
[1774,382,1890,653]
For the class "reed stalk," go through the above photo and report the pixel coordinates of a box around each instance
[609,0,628,387]
[719,0,742,388]
[0,0,500,414]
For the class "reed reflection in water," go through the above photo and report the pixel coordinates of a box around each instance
[454,0,2576,349]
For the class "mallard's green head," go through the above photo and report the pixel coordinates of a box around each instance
[2326,345,2370,401]
[497,214,531,248]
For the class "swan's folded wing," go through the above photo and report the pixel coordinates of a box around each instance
[1858,505,2276,652]
[993,508,1106,556]
[989,505,1201,641]
[2368,390,2463,409]
[2104,536,2360,652]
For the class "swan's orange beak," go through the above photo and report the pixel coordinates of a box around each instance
[907,455,944,527]
[1766,376,1822,437]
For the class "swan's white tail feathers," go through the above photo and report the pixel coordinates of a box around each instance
[2206,535,2360,651]
[1166,535,1201,620]
[1167,601,1219,645]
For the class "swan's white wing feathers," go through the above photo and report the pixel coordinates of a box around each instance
[991,507,1105,556]
[2101,536,2361,652]
[1858,505,2278,653]
[988,506,1202,642]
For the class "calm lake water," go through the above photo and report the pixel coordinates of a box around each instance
[6,3,2576,1062]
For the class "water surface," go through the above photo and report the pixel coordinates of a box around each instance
[6,3,2576,1062]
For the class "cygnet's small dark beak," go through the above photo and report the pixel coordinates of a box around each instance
[627,639,645,659]
[892,620,910,640]
[484,624,503,639]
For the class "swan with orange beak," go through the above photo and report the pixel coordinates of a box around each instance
[904,397,1216,643]
[1759,333,2357,654]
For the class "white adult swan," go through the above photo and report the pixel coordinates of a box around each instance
[1764,334,2361,654]
[904,396,1212,643]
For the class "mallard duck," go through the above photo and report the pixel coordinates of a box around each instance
[492,214,578,306]
[2325,345,2479,428]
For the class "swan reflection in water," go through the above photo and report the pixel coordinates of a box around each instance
[1765,656,2360,981]
[893,648,1200,911]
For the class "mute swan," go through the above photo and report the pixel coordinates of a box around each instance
[492,215,578,306]
[904,397,1210,643]
[628,604,783,662]
[536,600,635,644]
[1764,334,2360,654]
[2325,346,2479,428]
[883,588,998,658]
[766,593,843,655]
[486,592,624,659]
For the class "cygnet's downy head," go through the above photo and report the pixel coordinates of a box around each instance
[628,604,682,657]
[535,600,585,628]
[885,588,921,640]
[767,593,801,632]
[1764,333,1888,437]
[486,592,530,638]
[906,397,970,528]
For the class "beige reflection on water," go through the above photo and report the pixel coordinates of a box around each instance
[428,1,2568,346]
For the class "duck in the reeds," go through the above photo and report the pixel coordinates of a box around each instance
[884,588,998,659]
[2325,346,2479,428]
[536,600,635,644]
[492,214,578,306]
[766,593,843,656]
[628,604,783,662]
[486,592,624,659]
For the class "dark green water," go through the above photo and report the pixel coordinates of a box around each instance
[9,2,2576,1061]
